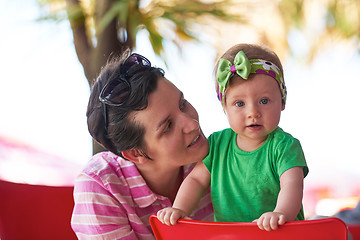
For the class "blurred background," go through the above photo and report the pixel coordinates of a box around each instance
[1,0,360,219]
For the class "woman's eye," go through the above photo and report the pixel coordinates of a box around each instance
[180,99,188,111]
[164,122,172,133]
[260,98,269,104]
[235,101,245,107]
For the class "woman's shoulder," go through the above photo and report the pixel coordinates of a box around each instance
[78,151,139,185]
[83,151,129,173]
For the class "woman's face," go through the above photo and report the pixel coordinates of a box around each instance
[133,77,209,168]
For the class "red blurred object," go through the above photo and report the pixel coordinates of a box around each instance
[348,225,360,240]
[149,215,347,240]
[0,179,77,240]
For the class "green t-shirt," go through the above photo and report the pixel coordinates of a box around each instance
[203,127,308,222]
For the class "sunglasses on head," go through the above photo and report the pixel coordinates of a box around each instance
[99,53,151,106]
[99,53,151,133]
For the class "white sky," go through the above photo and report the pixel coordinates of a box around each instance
[1,0,360,196]
[0,0,91,165]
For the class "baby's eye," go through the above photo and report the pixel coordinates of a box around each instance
[260,98,269,104]
[235,101,245,107]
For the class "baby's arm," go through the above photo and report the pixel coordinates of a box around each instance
[157,161,210,226]
[255,166,304,231]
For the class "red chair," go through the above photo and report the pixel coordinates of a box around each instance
[348,224,360,240]
[0,179,77,240]
[149,214,348,240]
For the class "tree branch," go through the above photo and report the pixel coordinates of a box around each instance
[92,0,128,75]
[65,0,93,85]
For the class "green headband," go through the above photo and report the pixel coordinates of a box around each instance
[216,50,287,105]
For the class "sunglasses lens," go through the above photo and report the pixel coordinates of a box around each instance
[122,54,151,74]
[101,80,130,104]
[100,53,150,106]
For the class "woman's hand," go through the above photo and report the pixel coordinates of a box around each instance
[157,207,189,226]
[253,211,287,231]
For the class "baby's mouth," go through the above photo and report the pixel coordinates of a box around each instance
[247,124,262,129]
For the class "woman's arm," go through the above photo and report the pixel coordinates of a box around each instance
[157,161,211,226]
[255,166,304,231]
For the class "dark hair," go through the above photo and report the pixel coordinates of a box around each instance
[86,51,165,157]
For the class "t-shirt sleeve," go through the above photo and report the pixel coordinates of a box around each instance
[275,138,309,178]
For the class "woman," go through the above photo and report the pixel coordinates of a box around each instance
[71,51,213,239]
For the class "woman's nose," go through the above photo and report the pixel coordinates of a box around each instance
[181,114,200,134]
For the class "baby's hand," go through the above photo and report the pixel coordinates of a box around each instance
[253,212,287,231]
[157,207,188,226]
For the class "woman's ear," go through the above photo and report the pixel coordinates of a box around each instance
[281,103,285,111]
[121,149,149,164]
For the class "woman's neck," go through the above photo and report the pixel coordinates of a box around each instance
[136,164,184,203]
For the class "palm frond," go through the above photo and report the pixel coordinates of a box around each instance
[98,0,130,31]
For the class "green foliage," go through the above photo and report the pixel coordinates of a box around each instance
[278,0,304,29]
[98,0,131,31]
[327,0,360,38]
[66,4,86,25]
[38,0,360,65]
[37,0,68,22]
[96,0,239,58]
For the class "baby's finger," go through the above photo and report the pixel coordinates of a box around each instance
[269,216,279,230]
[257,217,265,230]
[169,211,182,225]
[278,215,286,225]
[262,218,272,231]
[156,210,165,223]
[163,210,174,226]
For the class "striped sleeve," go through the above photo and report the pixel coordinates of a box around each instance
[71,174,138,240]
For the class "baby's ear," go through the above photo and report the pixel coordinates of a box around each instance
[121,149,149,164]
[281,103,285,111]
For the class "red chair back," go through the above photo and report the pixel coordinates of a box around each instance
[348,224,360,240]
[0,180,77,240]
[149,215,348,240]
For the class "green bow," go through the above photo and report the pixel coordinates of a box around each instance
[216,51,251,103]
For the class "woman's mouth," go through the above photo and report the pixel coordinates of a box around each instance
[188,135,200,147]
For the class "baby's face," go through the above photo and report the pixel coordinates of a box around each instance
[223,74,285,151]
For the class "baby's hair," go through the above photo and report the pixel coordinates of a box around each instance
[214,43,283,98]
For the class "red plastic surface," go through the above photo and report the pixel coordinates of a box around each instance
[150,215,348,240]
[348,224,360,240]
[0,180,77,240]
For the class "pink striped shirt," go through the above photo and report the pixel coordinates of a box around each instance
[71,152,213,240]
